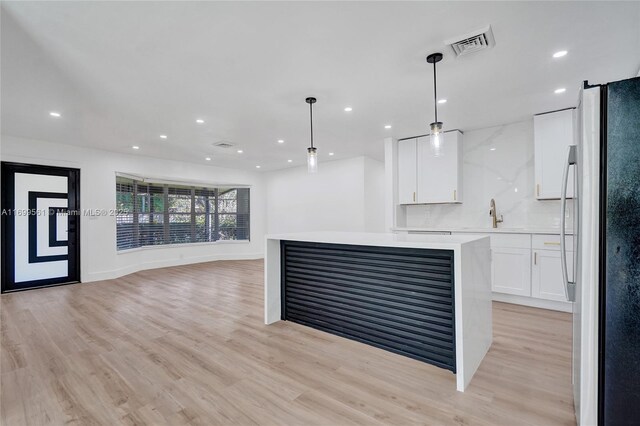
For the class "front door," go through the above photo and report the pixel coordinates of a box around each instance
[1,162,80,292]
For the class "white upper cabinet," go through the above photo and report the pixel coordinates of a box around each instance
[534,109,576,199]
[396,130,463,205]
[397,138,418,204]
[416,130,463,204]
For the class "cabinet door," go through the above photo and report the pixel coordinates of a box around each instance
[532,249,573,301]
[534,109,575,199]
[416,131,461,203]
[491,247,532,296]
[397,138,417,204]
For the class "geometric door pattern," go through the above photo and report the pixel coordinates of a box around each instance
[28,191,68,263]
[13,172,69,283]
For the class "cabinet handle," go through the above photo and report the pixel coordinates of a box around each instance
[534,252,537,265]
[544,242,561,246]
[453,190,457,201]
[413,191,416,202]
[536,184,540,197]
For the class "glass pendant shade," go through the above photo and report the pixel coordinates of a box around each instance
[430,121,443,136]
[305,96,318,174]
[426,53,444,157]
[430,121,443,154]
[307,147,318,173]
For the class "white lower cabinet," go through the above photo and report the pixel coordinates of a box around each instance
[449,231,572,311]
[491,247,532,296]
[531,234,574,303]
[532,249,574,302]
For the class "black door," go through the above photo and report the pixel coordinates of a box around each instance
[1,162,80,292]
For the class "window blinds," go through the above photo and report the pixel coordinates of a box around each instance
[116,176,250,251]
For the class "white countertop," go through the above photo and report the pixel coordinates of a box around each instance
[393,226,573,235]
[266,231,488,250]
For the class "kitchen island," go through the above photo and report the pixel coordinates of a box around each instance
[264,232,492,392]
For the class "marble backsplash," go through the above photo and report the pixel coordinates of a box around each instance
[404,119,574,230]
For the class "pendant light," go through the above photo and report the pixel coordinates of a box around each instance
[426,52,444,154]
[306,97,318,173]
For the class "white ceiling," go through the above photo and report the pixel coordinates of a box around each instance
[1,1,639,171]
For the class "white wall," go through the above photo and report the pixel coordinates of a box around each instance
[363,157,386,233]
[402,120,573,229]
[1,135,386,283]
[1,135,266,282]
[265,156,385,234]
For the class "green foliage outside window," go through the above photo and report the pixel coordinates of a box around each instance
[116,177,249,250]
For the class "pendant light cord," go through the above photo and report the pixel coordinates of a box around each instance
[309,102,314,149]
[433,61,438,123]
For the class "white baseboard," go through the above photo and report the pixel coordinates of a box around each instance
[492,292,573,313]
[83,252,264,283]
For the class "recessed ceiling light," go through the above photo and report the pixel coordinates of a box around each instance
[237,149,243,154]
[255,165,261,169]
[277,139,284,144]
[553,50,568,58]
[49,111,61,117]
[160,134,167,139]
[555,88,566,94]
[287,159,292,163]
[132,146,140,150]
[490,147,496,151]
[205,157,211,161]
[196,119,204,124]
[344,107,353,112]
[438,99,447,104]
[384,125,392,129]
[328,152,335,156]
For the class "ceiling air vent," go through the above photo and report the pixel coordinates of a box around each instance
[445,25,495,57]
[212,141,234,149]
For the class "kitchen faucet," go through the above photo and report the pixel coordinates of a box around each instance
[489,198,504,229]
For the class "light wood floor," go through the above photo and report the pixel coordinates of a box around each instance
[1,260,576,425]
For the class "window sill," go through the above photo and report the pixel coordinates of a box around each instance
[116,239,251,254]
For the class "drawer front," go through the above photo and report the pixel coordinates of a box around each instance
[452,232,531,249]
[532,234,574,251]
[408,231,452,235]
[489,234,531,249]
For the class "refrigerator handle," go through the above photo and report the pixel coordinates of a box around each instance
[561,144,577,302]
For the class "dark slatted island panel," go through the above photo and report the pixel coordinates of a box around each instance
[281,240,456,372]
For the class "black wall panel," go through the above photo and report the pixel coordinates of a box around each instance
[601,77,640,425]
[281,240,456,372]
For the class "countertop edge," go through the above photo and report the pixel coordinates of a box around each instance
[264,232,490,250]
[392,227,574,235]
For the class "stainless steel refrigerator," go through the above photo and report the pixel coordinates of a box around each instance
[563,76,640,425]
